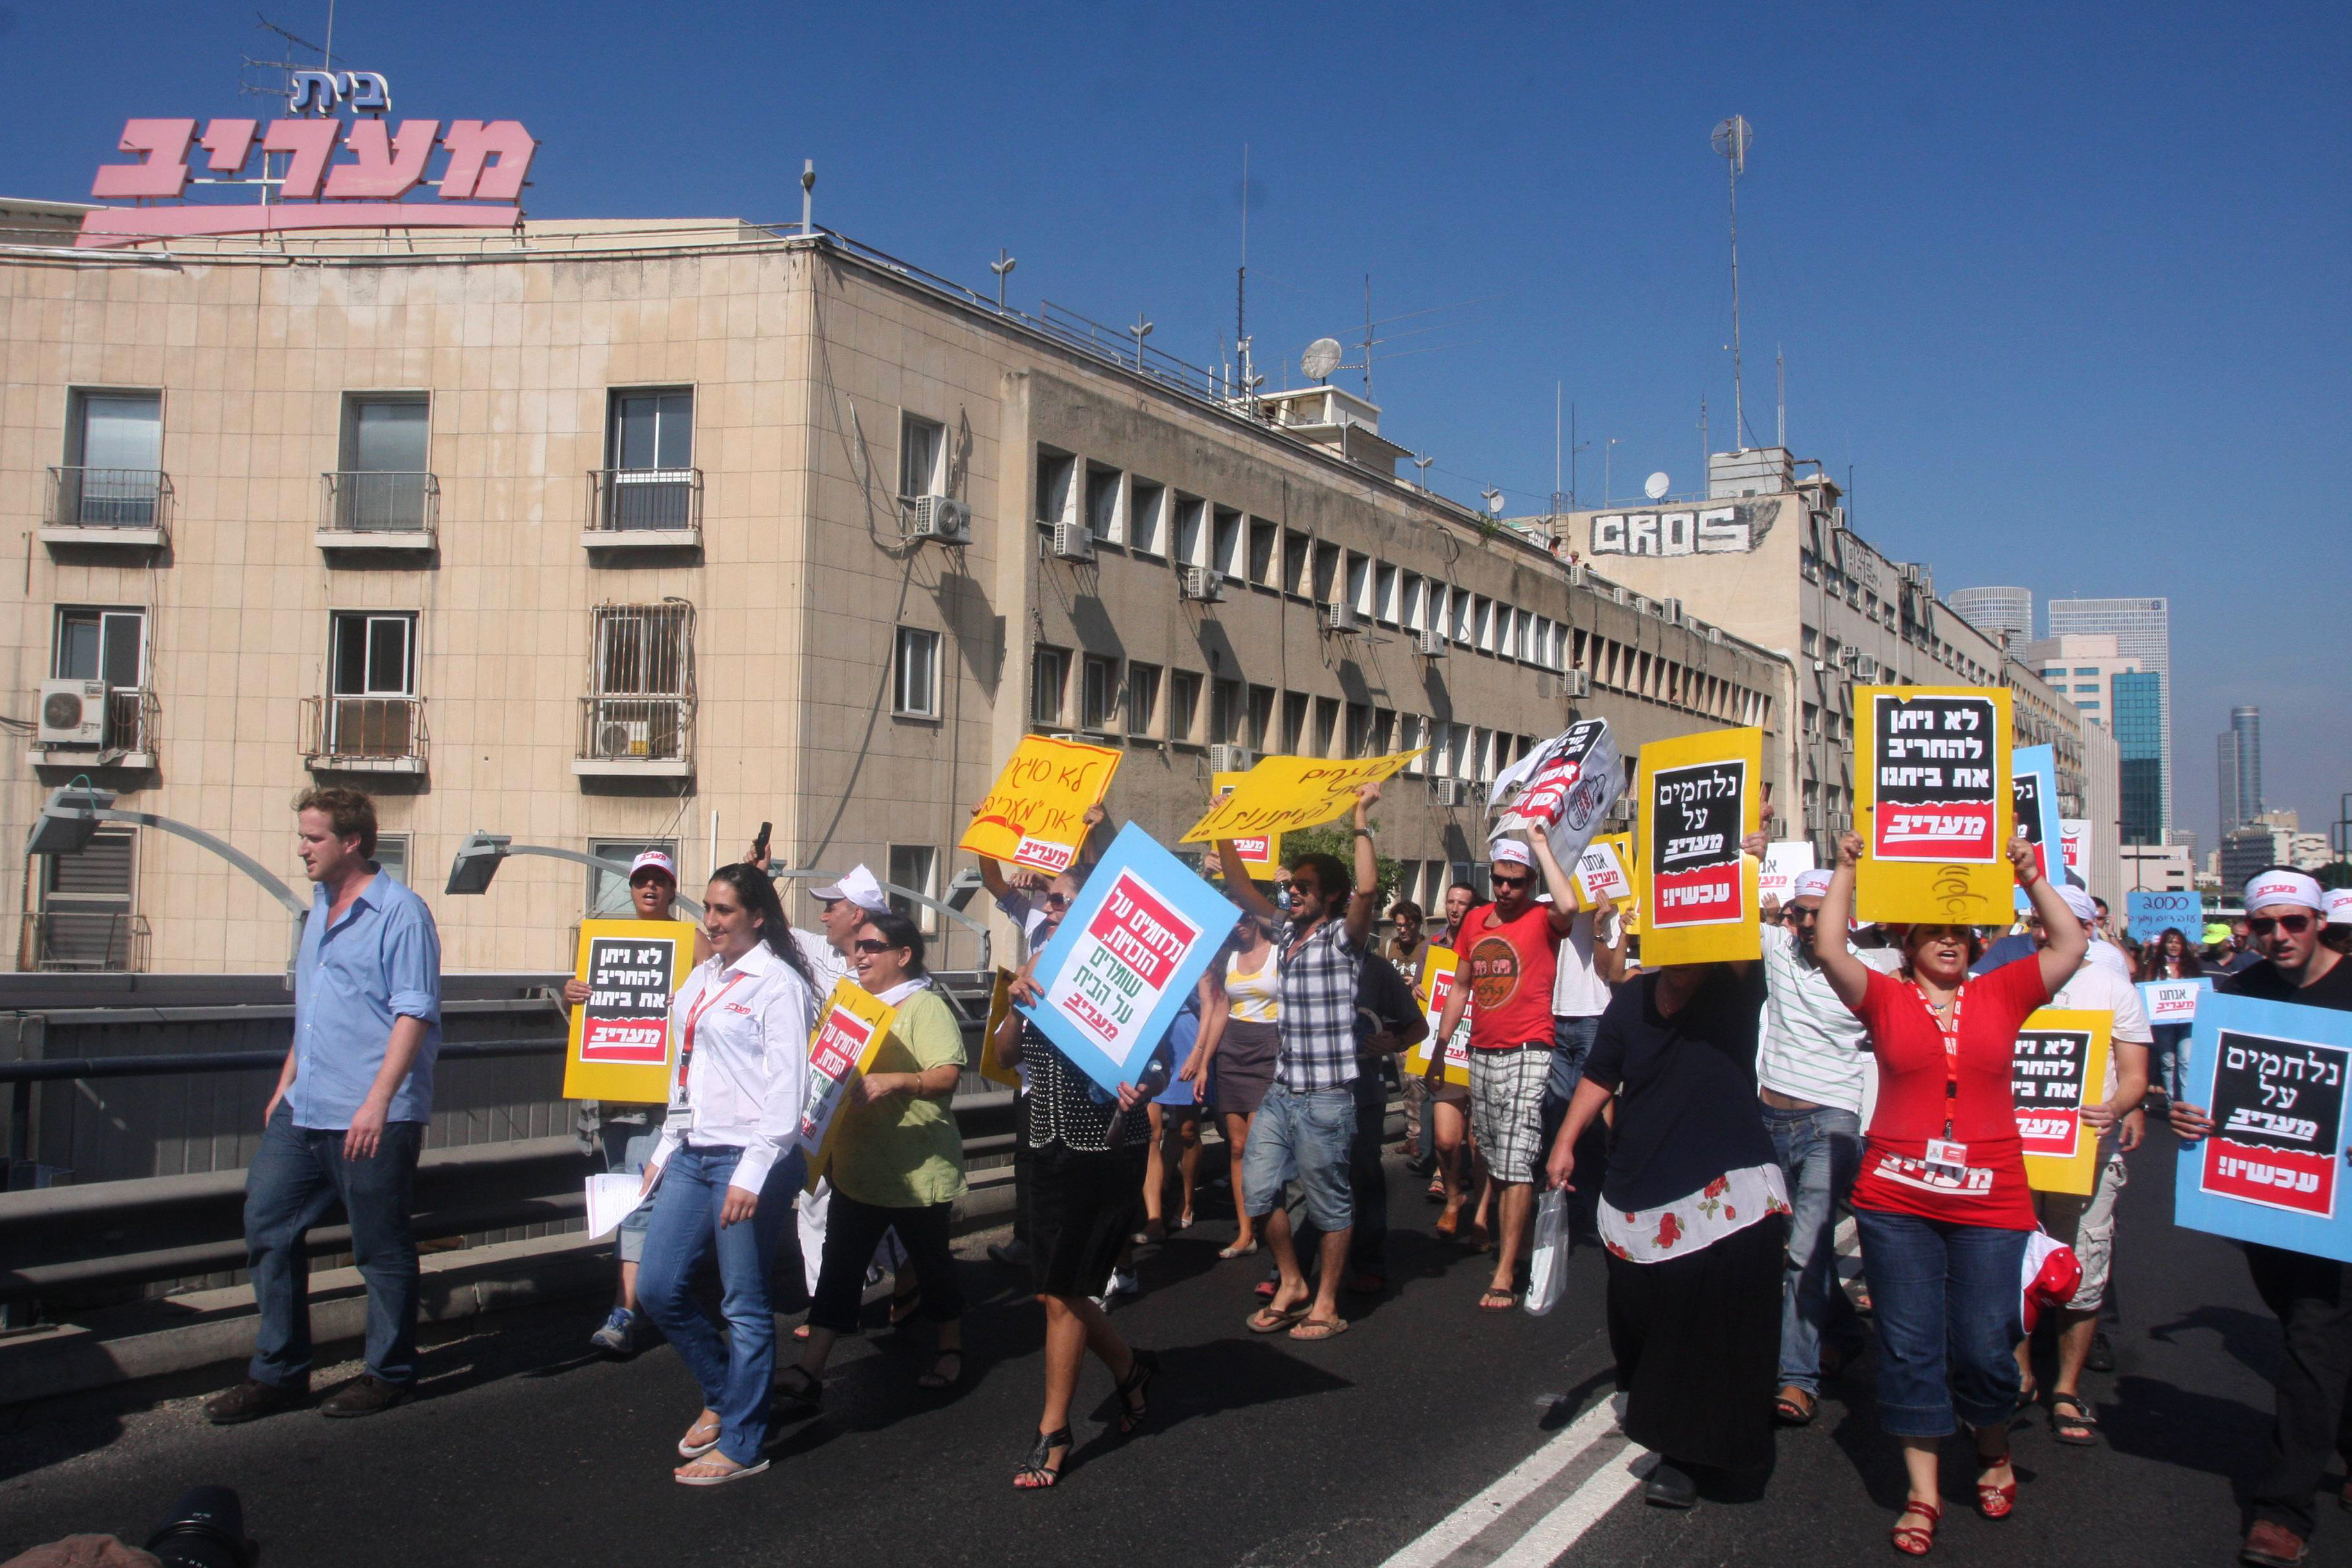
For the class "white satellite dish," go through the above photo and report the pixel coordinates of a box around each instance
[1481,487,1507,516]
[1643,471,1671,500]
[1301,337,1344,381]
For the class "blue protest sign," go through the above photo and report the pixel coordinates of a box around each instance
[2011,745,2063,914]
[2128,890,2206,944]
[1019,822,1239,1096]
[2174,992,2352,1263]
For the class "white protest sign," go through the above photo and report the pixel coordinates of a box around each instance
[1573,837,1632,905]
[2141,978,2212,1027]
[1490,719,1620,872]
[1759,841,1816,905]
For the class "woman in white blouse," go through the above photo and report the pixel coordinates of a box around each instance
[635,864,819,1487]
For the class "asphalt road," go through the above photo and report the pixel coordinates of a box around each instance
[0,1134,2340,1568]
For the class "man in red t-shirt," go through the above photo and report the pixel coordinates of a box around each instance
[1433,832,1580,1311]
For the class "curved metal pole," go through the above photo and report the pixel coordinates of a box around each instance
[502,845,704,918]
[769,868,991,971]
[91,809,306,916]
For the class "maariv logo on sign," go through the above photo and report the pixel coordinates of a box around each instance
[1650,760,1745,928]
[1870,694,1999,862]
[2201,1029,2348,1220]
[2011,1028,2092,1158]
[800,1006,876,1142]
[1013,836,1076,873]
[1048,872,1201,1048]
[579,936,675,1063]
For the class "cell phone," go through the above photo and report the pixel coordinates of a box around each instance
[751,822,772,861]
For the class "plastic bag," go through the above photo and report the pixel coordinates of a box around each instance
[2019,1227,2082,1335]
[1525,1188,1571,1317]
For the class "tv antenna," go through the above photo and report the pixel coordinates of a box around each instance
[1480,487,1506,516]
[1413,452,1435,491]
[1301,337,1343,382]
[989,249,1017,310]
[1711,115,1753,452]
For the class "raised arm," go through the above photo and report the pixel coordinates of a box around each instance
[1217,841,1282,922]
[1813,832,1873,1011]
[1527,827,1579,936]
[1344,782,1382,950]
[1077,802,1114,870]
[2015,832,2086,995]
[1593,903,1627,985]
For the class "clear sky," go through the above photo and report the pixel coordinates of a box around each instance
[6,1,2346,852]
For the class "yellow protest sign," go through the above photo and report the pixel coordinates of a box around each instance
[1854,685,2014,926]
[799,979,898,1190]
[561,918,696,1103]
[1573,833,1634,909]
[1212,771,1277,871]
[1181,749,1425,845]
[1406,947,1470,1087]
[978,967,1022,1089]
[960,735,1122,875]
[1635,727,1762,966]
[2013,1008,2113,1195]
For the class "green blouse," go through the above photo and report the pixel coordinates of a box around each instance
[827,986,968,1208]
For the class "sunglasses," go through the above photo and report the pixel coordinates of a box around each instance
[1491,872,1532,889]
[1781,907,1820,923]
[853,938,901,955]
[1042,891,1071,908]
[1290,879,1322,896]
[2251,915,2315,937]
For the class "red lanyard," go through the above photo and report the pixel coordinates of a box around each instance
[1913,981,1965,1136]
[677,968,750,1092]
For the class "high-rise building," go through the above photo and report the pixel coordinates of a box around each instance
[2219,705,2263,841]
[1950,586,2034,645]
[2113,670,2163,846]
[2047,597,2171,835]
[2218,731,2240,836]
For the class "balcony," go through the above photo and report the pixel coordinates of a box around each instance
[575,695,695,779]
[31,686,157,771]
[12,909,150,973]
[302,695,429,775]
[42,468,171,551]
[584,468,702,553]
[317,471,439,555]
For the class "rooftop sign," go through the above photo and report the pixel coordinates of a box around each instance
[78,72,535,249]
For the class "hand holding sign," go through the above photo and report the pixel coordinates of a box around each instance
[961,736,1122,875]
[1182,749,1421,845]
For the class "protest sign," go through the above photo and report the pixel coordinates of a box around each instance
[978,967,1021,1088]
[1023,823,1237,1095]
[1636,727,1762,965]
[1407,947,1470,1088]
[2010,1009,2113,1195]
[2175,993,2352,1261]
[1573,834,1634,906]
[562,918,694,1102]
[2060,819,2089,883]
[1759,841,1816,906]
[799,980,897,1186]
[1853,685,2013,925]
[2128,890,2206,944]
[2140,977,2212,1027]
[1212,771,1276,871]
[1488,719,1620,871]
[2011,745,2063,911]
[1181,748,1423,845]
[960,735,1122,875]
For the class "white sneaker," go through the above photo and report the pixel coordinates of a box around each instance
[1108,1269,1140,1299]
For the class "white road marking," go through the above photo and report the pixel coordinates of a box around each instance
[1375,1395,1623,1568]
[1485,1437,1646,1568]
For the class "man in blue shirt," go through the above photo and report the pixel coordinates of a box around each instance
[207,788,442,1424]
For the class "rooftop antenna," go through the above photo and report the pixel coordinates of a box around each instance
[1552,382,1563,521]
[1129,311,1155,370]
[1237,144,1249,350]
[1412,452,1435,491]
[1644,471,1671,501]
[1362,275,1375,400]
[1569,402,1587,509]
[1480,486,1505,517]
[800,160,816,237]
[1711,114,1753,451]
[989,249,1017,310]
[1698,393,1709,471]
[323,0,336,74]
[1603,437,1620,506]
[1775,343,1786,450]
[1301,337,1343,384]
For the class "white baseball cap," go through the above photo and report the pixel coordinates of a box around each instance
[1791,869,1834,902]
[811,863,891,915]
[628,849,677,883]
[1489,839,1534,870]
[2326,888,2352,927]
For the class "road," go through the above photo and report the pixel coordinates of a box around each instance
[0,1134,2336,1568]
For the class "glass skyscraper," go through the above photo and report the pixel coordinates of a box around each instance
[2219,704,2262,841]
[2113,670,2163,845]
[1949,586,2033,644]
[2047,597,2170,836]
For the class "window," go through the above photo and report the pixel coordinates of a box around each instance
[1284,530,1312,595]
[1346,702,1373,757]
[2072,667,2101,677]
[1129,480,1165,555]
[604,388,695,529]
[1402,574,1425,630]
[1213,506,1242,578]
[1314,696,1341,757]
[1473,596,1494,652]
[1376,563,1399,625]
[588,838,677,916]
[1174,494,1206,566]
[371,833,410,885]
[1496,606,1518,660]
[53,606,144,687]
[1212,679,1245,744]
[1248,519,1279,585]
[1282,691,1309,754]
[337,395,430,532]
[38,827,137,970]
[1082,655,1121,731]
[1168,670,1203,743]
[1248,684,1276,750]
[1031,645,1070,726]
[1035,448,1075,525]
[1454,592,1476,644]
[65,390,162,525]
[586,602,693,761]
[893,626,940,718]
[1086,464,1122,541]
[1346,552,1371,615]
[1401,714,1426,773]
[1312,541,1341,603]
[1427,583,1449,639]
[332,611,416,700]
[888,845,940,934]
[1126,662,1161,737]
[1430,721,1453,778]
[900,412,945,499]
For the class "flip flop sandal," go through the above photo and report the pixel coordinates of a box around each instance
[915,1349,965,1392]
[677,1416,723,1458]
[2049,1393,2100,1446]
[1775,1389,1818,1426]
[1217,1240,1260,1260]
[675,1454,770,1487]
[1477,1288,1518,1312]
[1289,1316,1350,1342]
[1247,1305,1307,1334]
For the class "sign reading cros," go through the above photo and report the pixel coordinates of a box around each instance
[1867,691,2001,862]
[1588,499,1777,557]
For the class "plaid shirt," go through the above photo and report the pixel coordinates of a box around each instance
[1274,915,1366,1092]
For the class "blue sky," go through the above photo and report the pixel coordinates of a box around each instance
[6,1,2347,853]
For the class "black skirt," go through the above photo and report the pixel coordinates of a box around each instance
[1028,1142,1148,1299]
[1605,1213,1786,1476]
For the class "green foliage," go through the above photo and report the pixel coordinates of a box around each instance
[2315,861,2352,891]
[1280,821,1406,908]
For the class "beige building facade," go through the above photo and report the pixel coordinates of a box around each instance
[3,211,1786,974]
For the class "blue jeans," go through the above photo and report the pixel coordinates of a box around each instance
[636,1145,806,1466]
[243,1102,424,1388]
[2153,1023,2190,1103]
[1538,1015,1602,1158]
[1763,1103,1863,1395]
[1854,1209,2027,1437]
[1240,1081,1355,1233]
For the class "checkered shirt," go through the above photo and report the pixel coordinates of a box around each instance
[1274,915,1366,1092]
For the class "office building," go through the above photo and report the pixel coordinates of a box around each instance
[2218,705,2263,842]
[2047,596,2171,836]
[1949,586,2034,646]
[2120,842,2194,893]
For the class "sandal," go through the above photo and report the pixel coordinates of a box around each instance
[774,1365,823,1411]
[677,1412,723,1458]
[1217,1240,1260,1260]
[887,1286,923,1328]
[1434,1208,1461,1240]
[1013,1426,1072,1490]
[1426,1177,1447,1202]
[1974,1446,2017,1521]
[1289,1315,1349,1342]
[1113,1348,1159,1434]
[916,1348,964,1392]
[1774,1387,1817,1426]
[1477,1286,1518,1313]
[1247,1304,1306,1334]
[2049,1392,2099,1446]
[675,1453,768,1487]
[1466,1221,1493,1253]
[1890,1498,1940,1555]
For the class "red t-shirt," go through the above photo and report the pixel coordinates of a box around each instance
[1850,957,2051,1230]
[1462,906,1560,1050]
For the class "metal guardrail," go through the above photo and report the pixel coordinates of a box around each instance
[586,468,702,534]
[301,694,429,769]
[46,466,171,532]
[577,695,694,766]
[320,469,438,535]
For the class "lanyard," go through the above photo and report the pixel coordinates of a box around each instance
[1913,981,1965,1138]
[676,968,751,1093]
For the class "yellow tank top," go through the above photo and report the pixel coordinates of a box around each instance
[1224,948,1281,1023]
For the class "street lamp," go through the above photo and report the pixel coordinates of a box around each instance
[25,784,305,915]
[443,834,704,918]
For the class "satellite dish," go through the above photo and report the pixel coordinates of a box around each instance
[1301,337,1344,381]
[1481,487,1507,516]
[1643,471,1671,500]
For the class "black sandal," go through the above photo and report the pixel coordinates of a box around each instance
[1013,1425,1072,1489]
[1773,1387,1817,1426]
[1113,1348,1159,1435]
[774,1364,823,1411]
[2049,1392,2100,1446]
[916,1348,964,1392]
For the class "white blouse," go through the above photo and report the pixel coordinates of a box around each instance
[647,940,815,1195]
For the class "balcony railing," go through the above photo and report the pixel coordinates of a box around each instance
[575,695,695,777]
[13,909,150,973]
[44,468,171,541]
[319,471,439,539]
[586,468,702,540]
[301,695,429,773]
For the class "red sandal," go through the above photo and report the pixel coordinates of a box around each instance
[1974,1452,2017,1521]
[1890,1498,1940,1556]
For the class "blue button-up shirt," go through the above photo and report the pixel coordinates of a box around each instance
[287,865,443,1131]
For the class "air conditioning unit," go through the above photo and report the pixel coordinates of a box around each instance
[1416,626,1447,657]
[595,715,653,759]
[1206,743,1251,773]
[1567,562,1588,587]
[1051,521,1095,563]
[1661,598,1684,627]
[1435,779,1468,807]
[1180,565,1223,603]
[1706,626,1725,645]
[1566,670,1591,698]
[1854,655,1881,681]
[1322,602,1358,634]
[909,494,971,544]
[38,679,107,746]
[1838,645,1863,670]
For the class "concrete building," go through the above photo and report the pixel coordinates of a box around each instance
[1949,586,2034,645]
[2020,634,2163,847]
[1,207,1788,973]
[2047,596,2171,836]
[2120,842,2195,893]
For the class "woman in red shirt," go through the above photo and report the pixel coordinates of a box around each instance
[1813,829,2084,1555]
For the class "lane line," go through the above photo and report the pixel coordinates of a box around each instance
[1375,1396,1621,1568]
[1485,1436,1646,1568]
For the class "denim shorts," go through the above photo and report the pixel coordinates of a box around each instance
[1239,1081,1356,1233]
